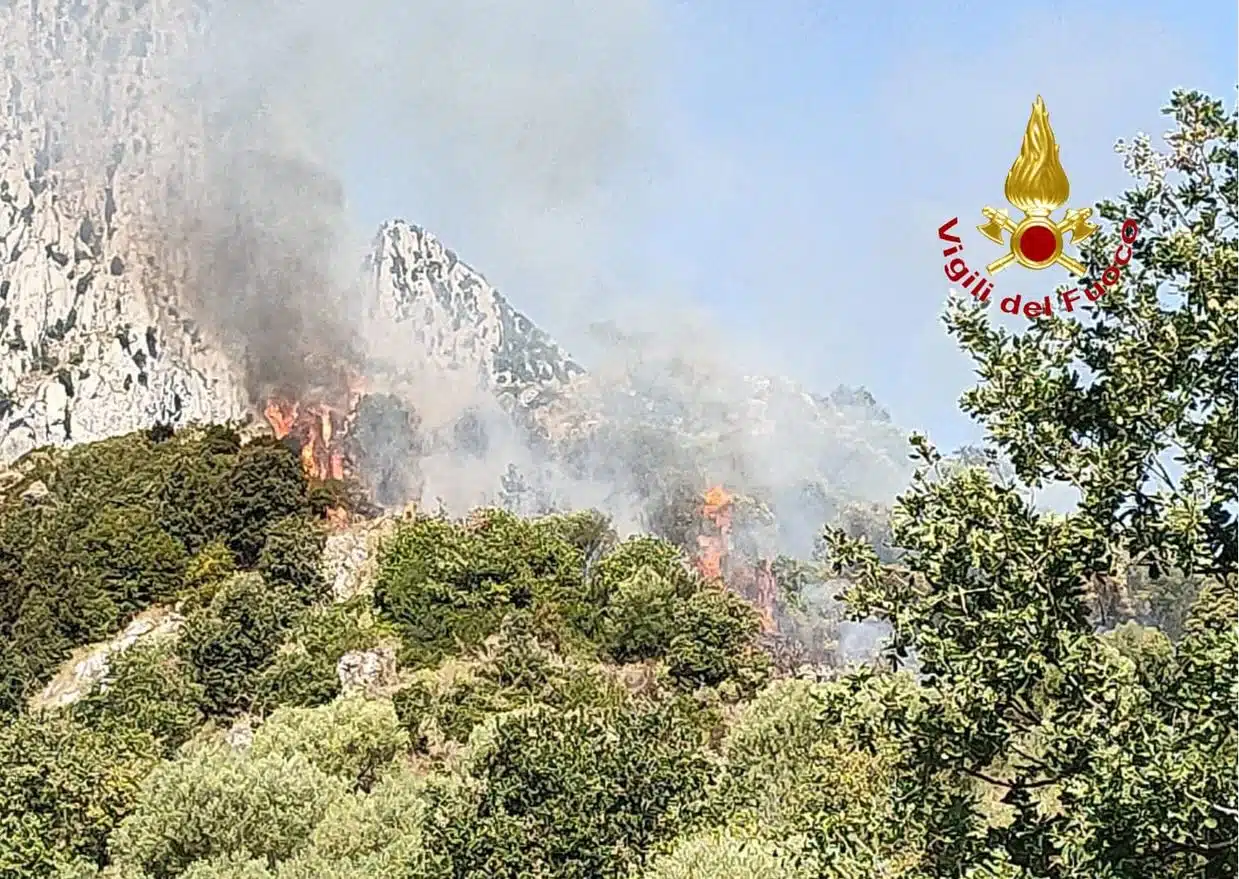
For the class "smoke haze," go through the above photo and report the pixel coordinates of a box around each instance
[5,0,909,566]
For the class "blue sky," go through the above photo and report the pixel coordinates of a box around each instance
[341,0,1235,452]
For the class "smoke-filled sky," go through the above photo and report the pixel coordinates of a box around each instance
[321,0,1235,452]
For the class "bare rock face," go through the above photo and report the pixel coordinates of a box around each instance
[336,645,398,697]
[320,515,402,603]
[0,0,250,463]
[364,220,587,418]
[30,606,185,711]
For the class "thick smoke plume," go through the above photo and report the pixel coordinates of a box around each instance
[6,0,910,566]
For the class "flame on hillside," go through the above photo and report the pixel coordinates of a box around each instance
[264,398,347,480]
[694,485,777,634]
[696,485,733,581]
[263,375,368,525]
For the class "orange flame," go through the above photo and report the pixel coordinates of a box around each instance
[264,400,298,440]
[693,484,777,634]
[695,485,733,582]
[263,397,349,483]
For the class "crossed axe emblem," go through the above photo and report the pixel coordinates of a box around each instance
[976,205,1098,276]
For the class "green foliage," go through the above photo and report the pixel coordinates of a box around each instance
[256,516,327,604]
[108,741,346,877]
[447,702,716,879]
[667,587,769,694]
[253,599,391,712]
[273,765,453,879]
[601,565,681,662]
[637,829,821,879]
[0,712,160,878]
[177,573,302,716]
[707,673,932,875]
[374,509,597,667]
[824,90,1238,878]
[393,617,628,751]
[946,89,1236,581]
[180,541,238,612]
[248,696,408,790]
[75,507,189,618]
[220,439,310,567]
[0,426,315,715]
[593,534,700,603]
[178,853,272,879]
[74,639,206,753]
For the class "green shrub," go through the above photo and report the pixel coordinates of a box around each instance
[74,639,206,753]
[374,510,592,668]
[392,620,627,751]
[450,702,715,879]
[592,535,699,604]
[177,573,301,715]
[249,697,408,790]
[73,506,188,617]
[600,565,681,662]
[0,712,160,878]
[257,517,327,604]
[152,443,234,556]
[220,439,310,567]
[274,765,453,879]
[638,829,821,879]
[178,853,272,879]
[180,540,238,612]
[709,672,928,872]
[253,599,391,712]
[1,540,119,712]
[108,744,346,877]
[0,427,317,715]
[667,587,768,694]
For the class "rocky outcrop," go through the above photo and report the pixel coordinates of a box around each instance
[320,514,404,603]
[336,645,399,697]
[365,221,587,416]
[0,0,250,463]
[30,605,185,711]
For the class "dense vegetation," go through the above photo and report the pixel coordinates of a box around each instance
[0,90,1233,879]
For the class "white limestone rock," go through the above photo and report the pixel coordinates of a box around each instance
[30,606,185,711]
[0,0,249,463]
[336,646,398,697]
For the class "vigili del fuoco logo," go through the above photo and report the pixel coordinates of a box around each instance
[937,95,1139,319]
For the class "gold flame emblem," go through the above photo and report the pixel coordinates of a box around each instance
[977,96,1098,274]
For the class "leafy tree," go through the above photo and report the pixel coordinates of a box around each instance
[221,439,310,567]
[393,618,627,751]
[824,90,1238,878]
[153,440,234,556]
[706,673,935,875]
[667,586,769,694]
[107,743,346,877]
[373,510,594,668]
[637,829,821,879]
[253,599,391,712]
[0,713,160,878]
[248,696,408,791]
[947,89,1236,582]
[445,702,715,879]
[273,765,454,879]
[256,516,327,604]
[74,640,206,754]
[73,506,188,618]
[600,565,681,663]
[177,573,301,715]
